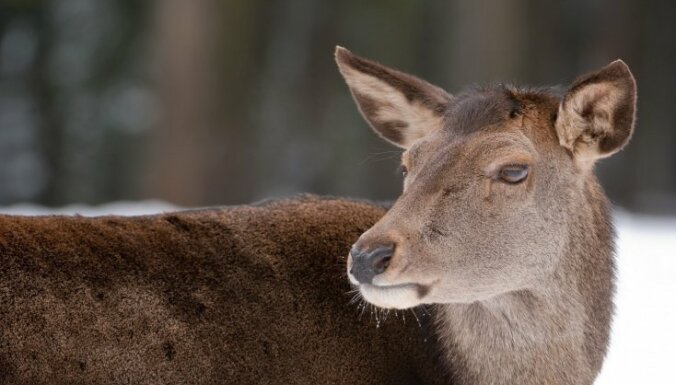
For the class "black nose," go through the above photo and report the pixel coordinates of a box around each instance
[349,244,394,284]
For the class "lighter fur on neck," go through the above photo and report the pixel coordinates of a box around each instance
[435,271,595,385]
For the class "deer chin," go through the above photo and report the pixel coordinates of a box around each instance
[358,283,424,310]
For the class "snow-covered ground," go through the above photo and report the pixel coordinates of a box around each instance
[0,200,178,217]
[0,202,674,383]
[595,211,676,385]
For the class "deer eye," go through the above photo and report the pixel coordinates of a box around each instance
[399,165,408,178]
[499,165,529,184]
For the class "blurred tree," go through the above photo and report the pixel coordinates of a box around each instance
[0,0,674,213]
[0,0,152,206]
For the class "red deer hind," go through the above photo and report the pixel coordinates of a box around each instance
[337,46,635,385]
[0,47,635,385]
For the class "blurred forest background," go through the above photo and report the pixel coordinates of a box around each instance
[0,0,675,214]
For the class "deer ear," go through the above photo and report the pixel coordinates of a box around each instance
[335,46,451,149]
[556,60,637,165]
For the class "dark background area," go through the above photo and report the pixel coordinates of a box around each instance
[1,0,674,213]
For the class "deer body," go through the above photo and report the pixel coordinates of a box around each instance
[0,197,445,385]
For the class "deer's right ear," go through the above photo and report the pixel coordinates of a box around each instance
[335,46,451,149]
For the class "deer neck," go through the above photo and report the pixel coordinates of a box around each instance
[434,281,592,385]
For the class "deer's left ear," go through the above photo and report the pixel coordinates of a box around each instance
[556,60,637,165]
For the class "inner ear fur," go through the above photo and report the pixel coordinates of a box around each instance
[556,60,637,164]
[335,46,451,148]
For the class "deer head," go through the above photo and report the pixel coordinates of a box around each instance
[336,46,636,310]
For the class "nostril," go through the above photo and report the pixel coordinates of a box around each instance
[367,245,394,275]
[372,255,391,274]
[349,243,395,284]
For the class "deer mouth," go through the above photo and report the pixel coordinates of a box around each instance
[358,282,430,310]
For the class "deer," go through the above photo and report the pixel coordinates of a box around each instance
[336,46,636,385]
[0,46,635,385]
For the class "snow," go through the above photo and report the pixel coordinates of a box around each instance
[595,211,676,385]
[0,201,674,383]
[0,200,178,216]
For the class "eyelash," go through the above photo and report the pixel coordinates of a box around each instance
[398,164,527,183]
[498,164,529,184]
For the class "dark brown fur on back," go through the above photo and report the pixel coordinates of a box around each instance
[0,196,445,385]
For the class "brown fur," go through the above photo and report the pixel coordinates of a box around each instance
[0,196,447,385]
[338,47,636,384]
